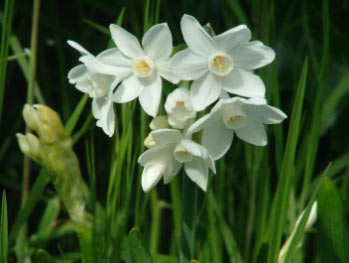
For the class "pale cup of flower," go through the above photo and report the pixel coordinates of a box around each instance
[165,87,196,129]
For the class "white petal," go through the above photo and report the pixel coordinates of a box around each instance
[109,24,144,58]
[190,73,221,111]
[92,98,102,119]
[163,157,182,184]
[186,113,212,135]
[141,162,165,192]
[184,158,209,191]
[68,64,88,84]
[142,23,172,60]
[96,48,132,77]
[235,118,267,146]
[156,59,180,84]
[180,14,216,56]
[138,74,162,117]
[214,25,251,52]
[67,40,90,55]
[151,129,182,145]
[138,143,173,166]
[202,119,234,160]
[222,68,265,98]
[112,75,143,103]
[171,49,208,80]
[243,103,287,124]
[180,139,208,158]
[99,99,115,137]
[231,41,275,69]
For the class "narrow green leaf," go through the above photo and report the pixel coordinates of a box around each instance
[0,0,15,125]
[9,171,50,242]
[282,165,329,262]
[36,197,60,241]
[268,58,308,263]
[321,73,349,129]
[64,94,89,135]
[207,191,243,263]
[225,0,248,24]
[125,228,153,263]
[9,36,45,103]
[82,19,109,35]
[317,176,349,263]
[0,191,8,263]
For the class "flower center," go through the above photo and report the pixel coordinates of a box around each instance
[208,52,234,76]
[174,143,193,162]
[132,56,155,78]
[222,107,246,130]
[176,101,185,107]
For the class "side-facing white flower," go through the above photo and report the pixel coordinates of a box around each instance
[96,23,179,117]
[138,129,216,192]
[165,87,196,129]
[67,40,118,136]
[67,40,118,98]
[172,14,275,111]
[188,97,287,160]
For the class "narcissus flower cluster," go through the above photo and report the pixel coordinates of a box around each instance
[68,14,287,192]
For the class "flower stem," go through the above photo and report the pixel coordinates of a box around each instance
[179,175,198,263]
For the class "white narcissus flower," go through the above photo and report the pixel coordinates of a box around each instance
[188,97,287,160]
[96,23,179,117]
[165,87,196,129]
[138,129,216,192]
[67,40,118,137]
[172,14,275,111]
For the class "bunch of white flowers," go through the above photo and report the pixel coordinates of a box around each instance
[68,14,287,192]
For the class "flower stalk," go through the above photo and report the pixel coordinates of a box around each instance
[180,174,199,263]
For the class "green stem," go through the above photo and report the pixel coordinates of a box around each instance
[17,1,41,262]
[76,224,94,263]
[179,175,198,263]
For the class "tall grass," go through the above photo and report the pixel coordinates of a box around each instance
[1,0,349,262]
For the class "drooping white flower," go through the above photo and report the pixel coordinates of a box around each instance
[96,23,179,117]
[138,129,216,192]
[188,97,287,160]
[172,14,275,111]
[165,87,196,129]
[67,40,118,136]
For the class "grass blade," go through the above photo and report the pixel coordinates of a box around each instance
[267,58,308,263]
[64,93,89,135]
[0,191,8,263]
[317,176,349,263]
[0,0,15,125]
[9,171,50,242]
